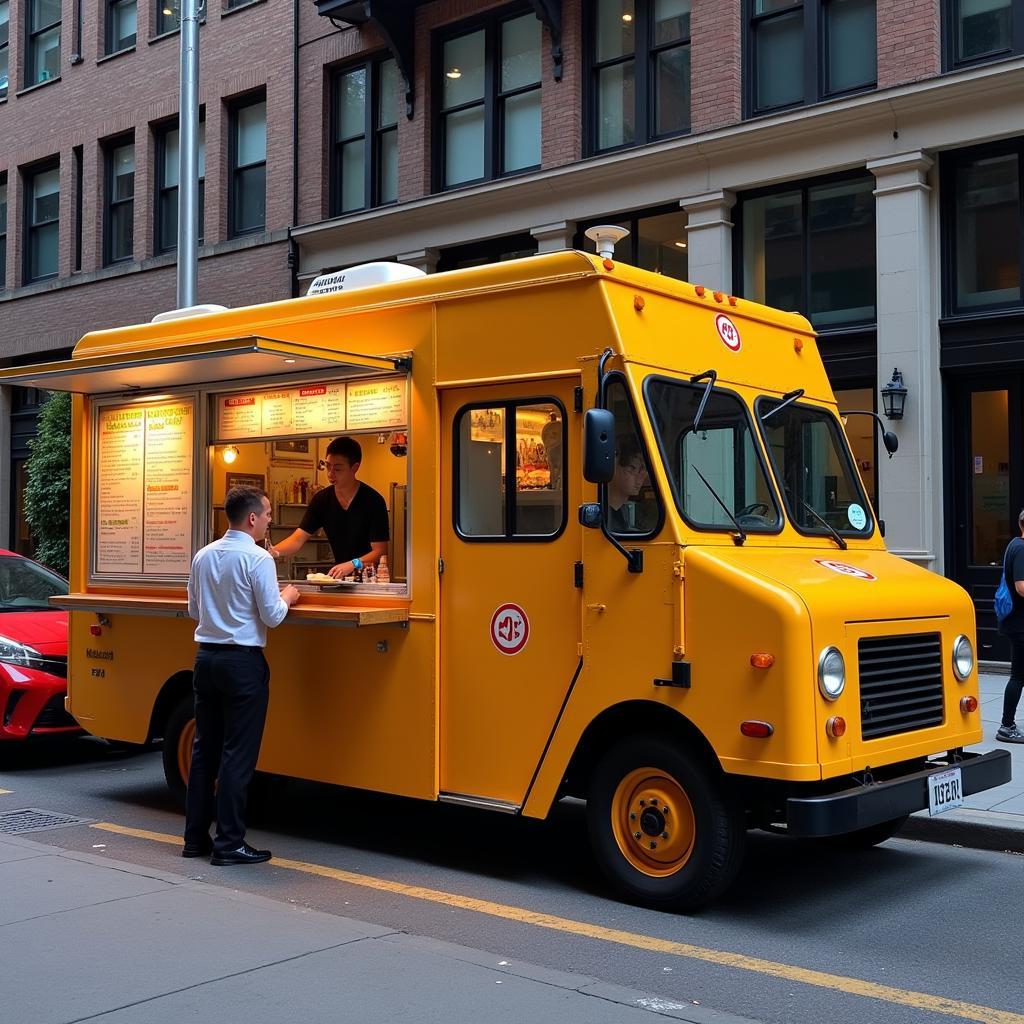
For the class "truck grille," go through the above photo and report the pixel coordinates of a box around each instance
[858,633,944,740]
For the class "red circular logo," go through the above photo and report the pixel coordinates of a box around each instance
[490,603,530,655]
[715,314,741,352]
[815,559,877,581]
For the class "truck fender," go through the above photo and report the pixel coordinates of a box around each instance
[146,670,193,744]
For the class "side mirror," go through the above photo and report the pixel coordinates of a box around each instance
[882,430,898,456]
[878,518,886,538]
[583,408,616,483]
[578,503,602,529]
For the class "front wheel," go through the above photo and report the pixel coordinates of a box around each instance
[161,695,195,808]
[587,736,746,911]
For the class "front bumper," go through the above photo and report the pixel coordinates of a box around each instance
[786,749,1011,837]
[0,668,80,740]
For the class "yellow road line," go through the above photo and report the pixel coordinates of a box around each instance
[91,821,1021,1024]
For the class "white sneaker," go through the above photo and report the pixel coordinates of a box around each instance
[996,724,1024,743]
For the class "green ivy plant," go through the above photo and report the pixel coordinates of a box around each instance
[24,391,72,578]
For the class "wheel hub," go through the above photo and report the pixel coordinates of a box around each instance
[612,768,697,876]
[640,807,665,836]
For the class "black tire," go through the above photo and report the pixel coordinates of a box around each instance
[828,815,909,849]
[161,695,194,808]
[587,735,746,912]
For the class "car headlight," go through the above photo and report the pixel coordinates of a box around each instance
[818,646,845,700]
[0,635,41,669]
[952,634,974,681]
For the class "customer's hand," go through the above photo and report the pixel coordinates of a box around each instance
[280,584,301,606]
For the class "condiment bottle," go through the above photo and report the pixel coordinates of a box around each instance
[377,556,390,583]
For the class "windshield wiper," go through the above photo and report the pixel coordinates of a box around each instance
[801,501,847,550]
[760,388,805,421]
[688,369,718,433]
[692,467,746,546]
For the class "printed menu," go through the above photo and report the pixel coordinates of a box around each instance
[95,401,194,576]
[345,379,406,430]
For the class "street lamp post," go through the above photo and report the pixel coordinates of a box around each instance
[176,0,201,309]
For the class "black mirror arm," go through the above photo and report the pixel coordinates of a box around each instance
[843,410,898,458]
[597,347,615,408]
[600,512,644,573]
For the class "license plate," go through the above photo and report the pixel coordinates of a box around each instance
[927,767,963,816]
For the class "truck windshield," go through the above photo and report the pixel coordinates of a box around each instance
[645,378,781,533]
[756,398,874,538]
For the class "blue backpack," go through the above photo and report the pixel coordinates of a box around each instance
[995,545,1016,623]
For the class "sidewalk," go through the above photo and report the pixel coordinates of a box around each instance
[0,833,755,1024]
[901,670,1024,850]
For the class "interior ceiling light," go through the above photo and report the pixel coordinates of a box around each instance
[222,445,239,465]
[446,67,462,79]
[622,13,633,22]
[674,241,687,249]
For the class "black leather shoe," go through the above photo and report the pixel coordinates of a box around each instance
[182,839,214,858]
[210,843,272,866]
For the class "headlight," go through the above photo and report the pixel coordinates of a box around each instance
[0,635,41,668]
[817,646,845,700]
[952,634,974,681]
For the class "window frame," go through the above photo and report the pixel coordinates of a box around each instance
[733,168,878,331]
[432,5,543,193]
[943,0,1024,70]
[452,395,569,543]
[745,0,878,118]
[23,158,60,284]
[103,135,135,266]
[0,171,7,288]
[330,54,399,216]
[0,0,10,100]
[227,92,267,238]
[154,117,206,254]
[575,201,690,278]
[106,0,136,54]
[585,0,693,156]
[26,0,61,86]
[941,140,1024,318]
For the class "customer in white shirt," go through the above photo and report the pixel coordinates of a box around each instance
[183,487,300,866]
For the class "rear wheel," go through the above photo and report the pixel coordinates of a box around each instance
[587,735,745,911]
[161,695,194,808]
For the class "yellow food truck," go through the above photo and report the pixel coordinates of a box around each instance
[2,250,1009,910]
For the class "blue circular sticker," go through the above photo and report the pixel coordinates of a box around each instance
[847,503,867,530]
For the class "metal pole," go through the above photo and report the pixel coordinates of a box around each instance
[176,0,200,309]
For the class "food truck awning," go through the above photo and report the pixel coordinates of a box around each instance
[0,337,408,394]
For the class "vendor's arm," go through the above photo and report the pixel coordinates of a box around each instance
[268,527,312,559]
[327,541,388,579]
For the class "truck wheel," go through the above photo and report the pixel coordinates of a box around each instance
[830,815,909,849]
[587,736,745,911]
[161,695,195,808]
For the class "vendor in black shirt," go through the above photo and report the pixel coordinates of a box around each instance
[270,436,389,579]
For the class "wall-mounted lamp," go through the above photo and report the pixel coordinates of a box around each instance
[221,445,239,465]
[880,368,907,421]
[389,432,408,457]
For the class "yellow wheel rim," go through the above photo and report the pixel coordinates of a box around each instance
[177,717,195,786]
[610,767,696,877]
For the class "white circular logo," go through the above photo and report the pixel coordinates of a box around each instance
[847,503,867,530]
[815,559,876,581]
[715,314,741,352]
[490,603,530,655]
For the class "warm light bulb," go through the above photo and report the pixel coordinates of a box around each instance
[622,13,633,22]
[446,67,462,79]
[222,446,239,465]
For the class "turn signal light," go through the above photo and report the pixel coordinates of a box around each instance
[826,716,846,739]
[695,285,706,297]
[794,337,804,352]
[602,258,614,271]
[740,720,774,738]
[727,295,738,306]
[750,652,775,669]
[634,294,645,311]
[713,291,724,303]
[89,625,102,637]
[960,695,979,714]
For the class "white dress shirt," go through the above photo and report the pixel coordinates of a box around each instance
[187,530,290,647]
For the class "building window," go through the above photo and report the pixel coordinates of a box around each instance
[455,399,566,539]
[748,0,876,116]
[156,0,176,35]
[332,57,399,215]
[27,0,61,85]
[739,173,876,328]
[105,139,134,264]
[0,173,7,288]
[229,95,266,236]
[577,206,689,280]
[156,120,205,253]
[1,0,10,99]
[24,161,59,282]
[437,10,541,190]
[945,145,1022,313]
[589,0,691,153]
[946,0,1024,67]
[107,0,136,53]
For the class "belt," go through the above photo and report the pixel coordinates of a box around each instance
[198,642,263,652]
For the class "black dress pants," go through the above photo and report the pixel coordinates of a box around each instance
[184,644,269,853]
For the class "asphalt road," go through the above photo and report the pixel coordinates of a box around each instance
[1,736,1021,1024]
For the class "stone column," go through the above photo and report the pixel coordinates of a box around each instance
[396,247,440,275]
[680,190,736,293]
[867,152,941,572]
[531,221,576,254]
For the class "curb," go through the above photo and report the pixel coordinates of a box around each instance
[900,809,1024,854]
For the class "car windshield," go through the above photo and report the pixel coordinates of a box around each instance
[645,378,781,532]
[756,398,873,537]
[0,555,68,611]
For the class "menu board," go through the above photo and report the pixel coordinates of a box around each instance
[95,401,194,576]
[216,378,406,439]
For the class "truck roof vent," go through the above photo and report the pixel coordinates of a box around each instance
[151,304,229,324]
[307,262,427,297]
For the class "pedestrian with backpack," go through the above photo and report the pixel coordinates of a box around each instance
[995,510,1024,743]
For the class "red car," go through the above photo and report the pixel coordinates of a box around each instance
[0,550,78,740]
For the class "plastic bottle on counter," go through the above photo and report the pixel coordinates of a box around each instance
[366,564,376,583]
[377,556,390,583]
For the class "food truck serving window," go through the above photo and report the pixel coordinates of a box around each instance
[93,396,197,579]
